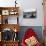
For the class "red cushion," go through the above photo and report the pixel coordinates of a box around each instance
[21,28,41,46]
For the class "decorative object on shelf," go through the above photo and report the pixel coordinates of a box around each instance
[23,9,37,18]
[2,10,9,15]
[9,9,18,15]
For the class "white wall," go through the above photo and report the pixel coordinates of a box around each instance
[17,0,44,26]
[0,0,15,7]
[0,0,43,26]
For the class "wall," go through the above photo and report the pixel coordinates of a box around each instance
[17,0,44,26]
[0,0,15,7]
[0,0,44,26]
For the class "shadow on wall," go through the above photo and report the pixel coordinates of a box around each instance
[18,26,43,44]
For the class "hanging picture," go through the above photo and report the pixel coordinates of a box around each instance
[23,9,37,18]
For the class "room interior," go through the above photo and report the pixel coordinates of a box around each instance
[0,0,45,46]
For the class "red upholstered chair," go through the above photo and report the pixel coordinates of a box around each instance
[21,28,41,46]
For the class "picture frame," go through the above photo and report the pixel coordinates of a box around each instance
[23,9,37,18]
[2,10,9,15]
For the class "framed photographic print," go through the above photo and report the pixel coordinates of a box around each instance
[23,9,37,18]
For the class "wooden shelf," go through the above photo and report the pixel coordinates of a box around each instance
[0,24,20,32]
[2,40,19,42]
[0,40,19,46]
[0,7,19,46]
